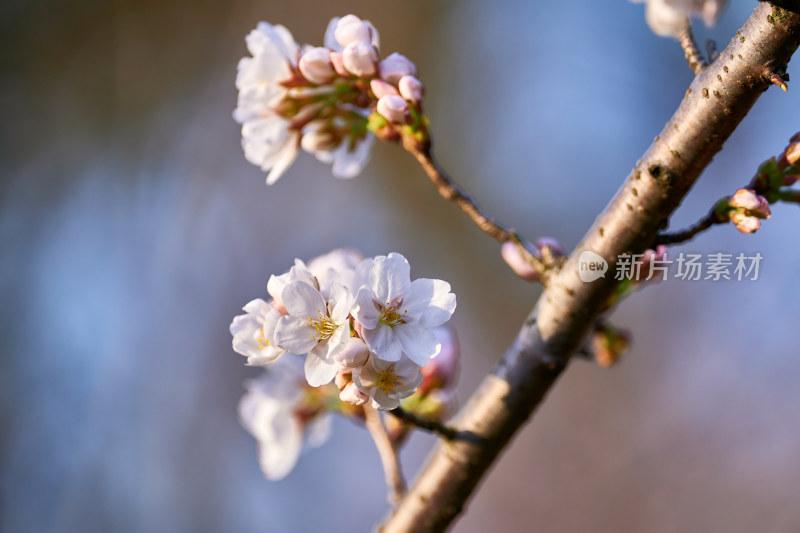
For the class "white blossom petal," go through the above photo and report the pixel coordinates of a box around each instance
[331,135,374,178]
[274,315,318,355]
[362,323,403,361]
[304,350,339,386]
[403,278,457,328]
[370,253,411,303]
[352,286,380,329]
[281,281,327,318]
[395,324,439,366]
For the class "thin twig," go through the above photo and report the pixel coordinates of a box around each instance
[363,404,406,504]
[400,133,547,276]
[706,39,719,63]
[653,209,724,245]
[389,407,481,443]
[678,21,708,75]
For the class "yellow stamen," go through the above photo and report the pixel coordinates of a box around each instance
[377,364,403,393]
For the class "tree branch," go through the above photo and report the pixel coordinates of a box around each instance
[379,4,800,532]
[364,404,407,504]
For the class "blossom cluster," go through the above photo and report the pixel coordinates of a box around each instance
[230,248,457,411]
[234,15,424,184]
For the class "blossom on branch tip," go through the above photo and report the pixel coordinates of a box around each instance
[353,355,424,410]
[234,22,301,184]
[274,281,354,386]
[230,298,285,365]
[239,359,331,480]
[352,253,457,366]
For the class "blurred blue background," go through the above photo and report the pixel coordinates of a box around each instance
[1,1,799,531]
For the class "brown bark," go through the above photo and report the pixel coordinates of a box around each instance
[379,4,800,532]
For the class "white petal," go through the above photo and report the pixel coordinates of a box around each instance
[352,286,380,329]
[256,416,302,480]
[363,323,402,362]
[274,315,317,354]
[265,133,300,184]
[403,278,457,328]
[281,281,326,319]
[370,253,410,303]
[304,352,338,386]
[323,17,342,51]
[328,281,354,322]
[331,134,374,178]
[395,324,438,366]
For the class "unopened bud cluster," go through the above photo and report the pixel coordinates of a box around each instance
[234,15,426,184]
[721,133,800,234]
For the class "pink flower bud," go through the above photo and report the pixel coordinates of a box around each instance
[398,75,424,103]
[730,212,762,234]
[339,382,368,406]
[336,337,370,368]
[730,189,771,219]
[501,241,539,282]
[334,369,351,391]
[334,14,375,48]
[330,51,349,77]
[535,237,564,256]
[592,325,630,368]
[299,47,336,84]
[420,326,460,394]
[786,143,800,166]
[342,41,377,77]
[378,53,417,85]
[376,94,409,123]
[369,78,399,99]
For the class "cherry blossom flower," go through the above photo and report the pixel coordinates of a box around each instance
[352,253,456,366]
[234,22,301,184]
[230,298,285,365]
[353,355,424,410]
[274,281,354,386]
[238,359,331,480]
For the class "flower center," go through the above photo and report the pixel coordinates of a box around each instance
[377,364,403,393]
[256,327,271,349]
[379,298,407,326]
[309,312,338,341]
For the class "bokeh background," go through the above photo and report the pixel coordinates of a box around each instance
[2,1,799,531]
